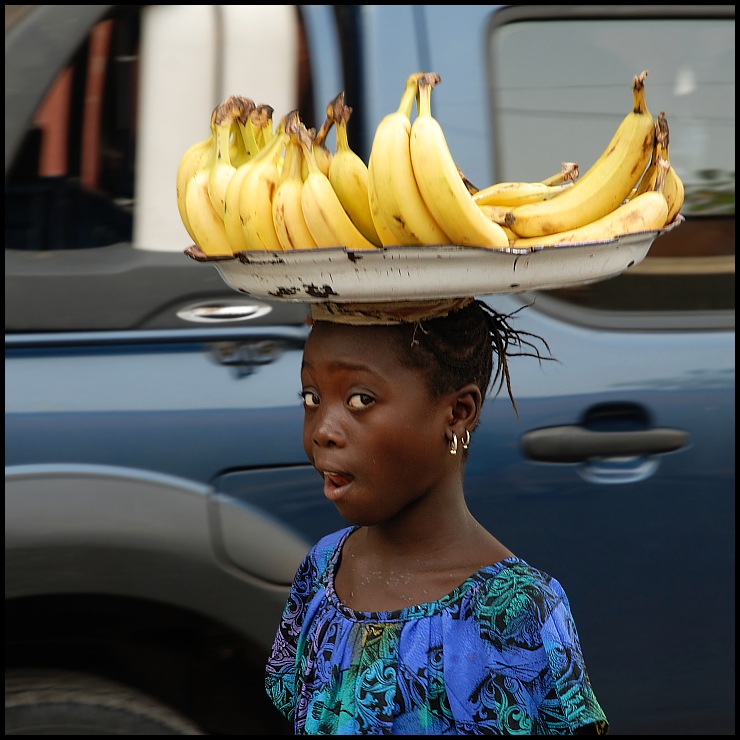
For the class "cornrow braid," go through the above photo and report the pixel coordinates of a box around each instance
[394,299,555,416]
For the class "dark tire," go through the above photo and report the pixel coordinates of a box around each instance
[5,669,204,735]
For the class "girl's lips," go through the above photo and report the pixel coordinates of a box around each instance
[322,471,354,501]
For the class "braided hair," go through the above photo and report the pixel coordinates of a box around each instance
[392,300,554,416]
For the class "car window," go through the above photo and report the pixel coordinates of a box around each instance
[487,8,734,326]
[5,5,314,332]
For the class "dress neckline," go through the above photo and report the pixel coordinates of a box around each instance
[325,526,524,623]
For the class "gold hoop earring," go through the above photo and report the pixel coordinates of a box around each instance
[461,430,471,450]
[449,432,458,456]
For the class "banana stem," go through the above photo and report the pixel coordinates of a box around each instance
[632,70,649,115]
[541,162,579,186]
[397,72,430,119]
[253,104,275,148]
[415,73,442,118]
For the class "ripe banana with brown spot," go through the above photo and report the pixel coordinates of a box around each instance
[506,71,655,238]
[272,113,318,251]
[512,159,669,248]
[327,92,382,247]
[409,73,508,248]
[298,124,378,250]
[367,72,449,246]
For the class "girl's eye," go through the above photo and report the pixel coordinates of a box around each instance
[300,390,319,407]
[348,393,374,409]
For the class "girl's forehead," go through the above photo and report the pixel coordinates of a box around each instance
[307,321,404,349]
[303,322,409,369]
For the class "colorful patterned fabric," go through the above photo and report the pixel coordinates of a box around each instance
[266,526,609,735]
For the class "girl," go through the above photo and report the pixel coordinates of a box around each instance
[265,297,609,735]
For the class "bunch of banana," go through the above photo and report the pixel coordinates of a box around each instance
[177,68,683,257]
[178,96,286,256]
[177,97,249,257]
[409,73,509,248]
[223,104,274,252]
[504,71,655,239]
[512,157,669,248]
[367,72,449,246]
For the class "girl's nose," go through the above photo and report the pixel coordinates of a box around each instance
[309,407,345,448]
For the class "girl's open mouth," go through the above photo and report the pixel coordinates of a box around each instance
[322,471,353,501]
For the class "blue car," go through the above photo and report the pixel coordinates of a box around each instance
[5,5,734,735]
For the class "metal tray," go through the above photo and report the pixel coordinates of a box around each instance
[185,216,683,303]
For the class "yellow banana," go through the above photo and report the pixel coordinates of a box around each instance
[473,161,580,207]
[409,73,509,248]
[512,160,669,248]
[182,114,234,257]
[272,114,318,251]
[367,72,449,246]
[506,71,655,238]
[298,124,378,250]
[223,106,267,253]
[207,97,247,218]
[239,116,289,251]
[473,180,574,208]
[326,92,382,247]
[664,165,684,225]
[176,133,211,245]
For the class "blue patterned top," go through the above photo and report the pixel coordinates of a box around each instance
[266,526,608,735]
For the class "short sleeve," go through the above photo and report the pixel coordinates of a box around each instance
[265,527,353,722]
[454,561,609,734]
[540,579,609,733]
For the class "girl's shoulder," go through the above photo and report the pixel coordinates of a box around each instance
[302,525,356,581]
[469,558,574,631]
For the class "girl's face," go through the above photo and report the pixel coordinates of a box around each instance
[300,321,455,526]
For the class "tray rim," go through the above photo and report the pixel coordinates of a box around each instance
[184,215,684,264]
[182,216,684,303]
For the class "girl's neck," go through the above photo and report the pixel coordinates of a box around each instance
[334,513,514,613]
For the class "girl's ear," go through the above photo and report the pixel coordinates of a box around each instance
[451,383,482,433]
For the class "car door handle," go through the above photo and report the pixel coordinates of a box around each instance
[177,300,272,323]
[521,426,690,463]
